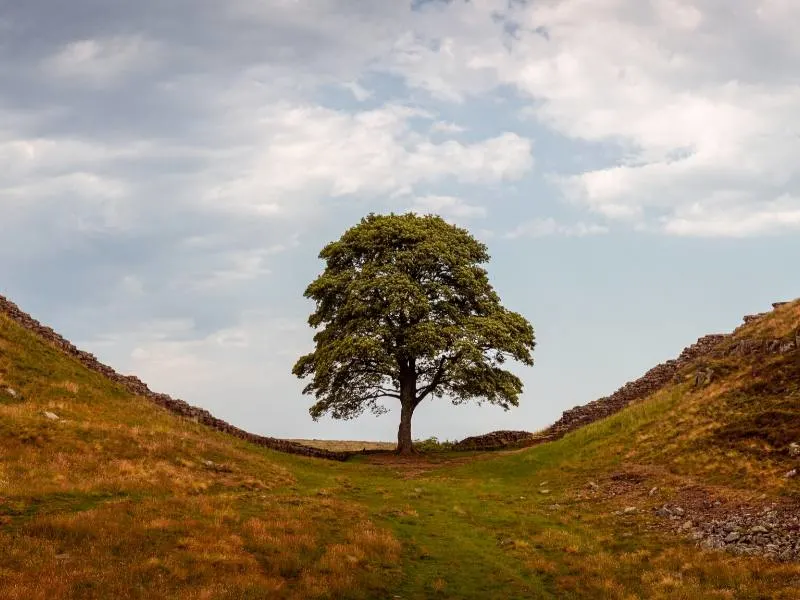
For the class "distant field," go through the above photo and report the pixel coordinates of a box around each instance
[289,439,396,451]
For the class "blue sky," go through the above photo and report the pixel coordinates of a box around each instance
[2,0,799,441]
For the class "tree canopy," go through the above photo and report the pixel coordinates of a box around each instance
[293,213,535,453]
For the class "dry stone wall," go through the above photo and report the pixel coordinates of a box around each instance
[453,430,534,451]
[0,294,349,461]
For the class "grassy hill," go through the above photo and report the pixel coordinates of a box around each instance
[1,300,799,599]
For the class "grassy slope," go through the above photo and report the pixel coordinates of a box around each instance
[1,301,799,599]
[0,314,400,600]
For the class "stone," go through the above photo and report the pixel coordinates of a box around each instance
[673,507,685,516]
[701,538,724,550]
[751,525,769,534]
[648,487,658,496]
[539,489,550,495]
[788,443,800,458]
[785,469,798,479]
[539,481,549,487]
[623,506,637,514]
[453,430,534,451]
[724,532,741,543]
[694,368,714,387]
[3,387,17,398]
[681,520,694,531]
[43,411,59,421]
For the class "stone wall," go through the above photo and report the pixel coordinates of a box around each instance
[453,430,534,451]
[0,294,350,461]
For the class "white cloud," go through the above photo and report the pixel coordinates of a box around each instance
[662,194,800,237]
[430,121,466,134]
[188,245,288,290]
[375,0,800,236]
[505,217,609,239]
[204,103,533,216]
[410,195,486,219]
[43,36,160,86]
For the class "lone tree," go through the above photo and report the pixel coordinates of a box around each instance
[293,213,535,454]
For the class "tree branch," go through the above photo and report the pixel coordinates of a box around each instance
[415,354,452,404]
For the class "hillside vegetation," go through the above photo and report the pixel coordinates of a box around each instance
[1,300,799,599]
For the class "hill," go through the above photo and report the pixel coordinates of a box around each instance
[1,295,799,599]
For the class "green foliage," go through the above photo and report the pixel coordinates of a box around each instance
[293,213,536,443]
[412,436,456,453]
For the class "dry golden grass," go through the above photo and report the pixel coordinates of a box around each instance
[0,313,401,599]
[732,298,800,339]
[0,495,400,600]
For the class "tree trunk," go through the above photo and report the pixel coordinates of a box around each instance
[397,401,414,454]
[396,365,416,455]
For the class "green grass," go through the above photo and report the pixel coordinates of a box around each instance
[2,302,800,599]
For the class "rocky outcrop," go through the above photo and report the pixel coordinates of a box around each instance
[0,294,349,461]
[656,502,800,562]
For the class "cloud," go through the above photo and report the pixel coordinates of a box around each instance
[410,195,487,219]
[187,244,292,290]
[376,0,800,236]
[203,104,533,217]
[43,36,161,87]
[661,194,800,237]
[505,218,609,239]
[430,121,466,134]
[342,81,373,102]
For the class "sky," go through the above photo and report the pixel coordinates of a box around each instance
[2,0,799,442]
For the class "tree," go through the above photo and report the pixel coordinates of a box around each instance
[292,213,536,454]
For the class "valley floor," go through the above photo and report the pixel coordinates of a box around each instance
[4,428,800,599]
